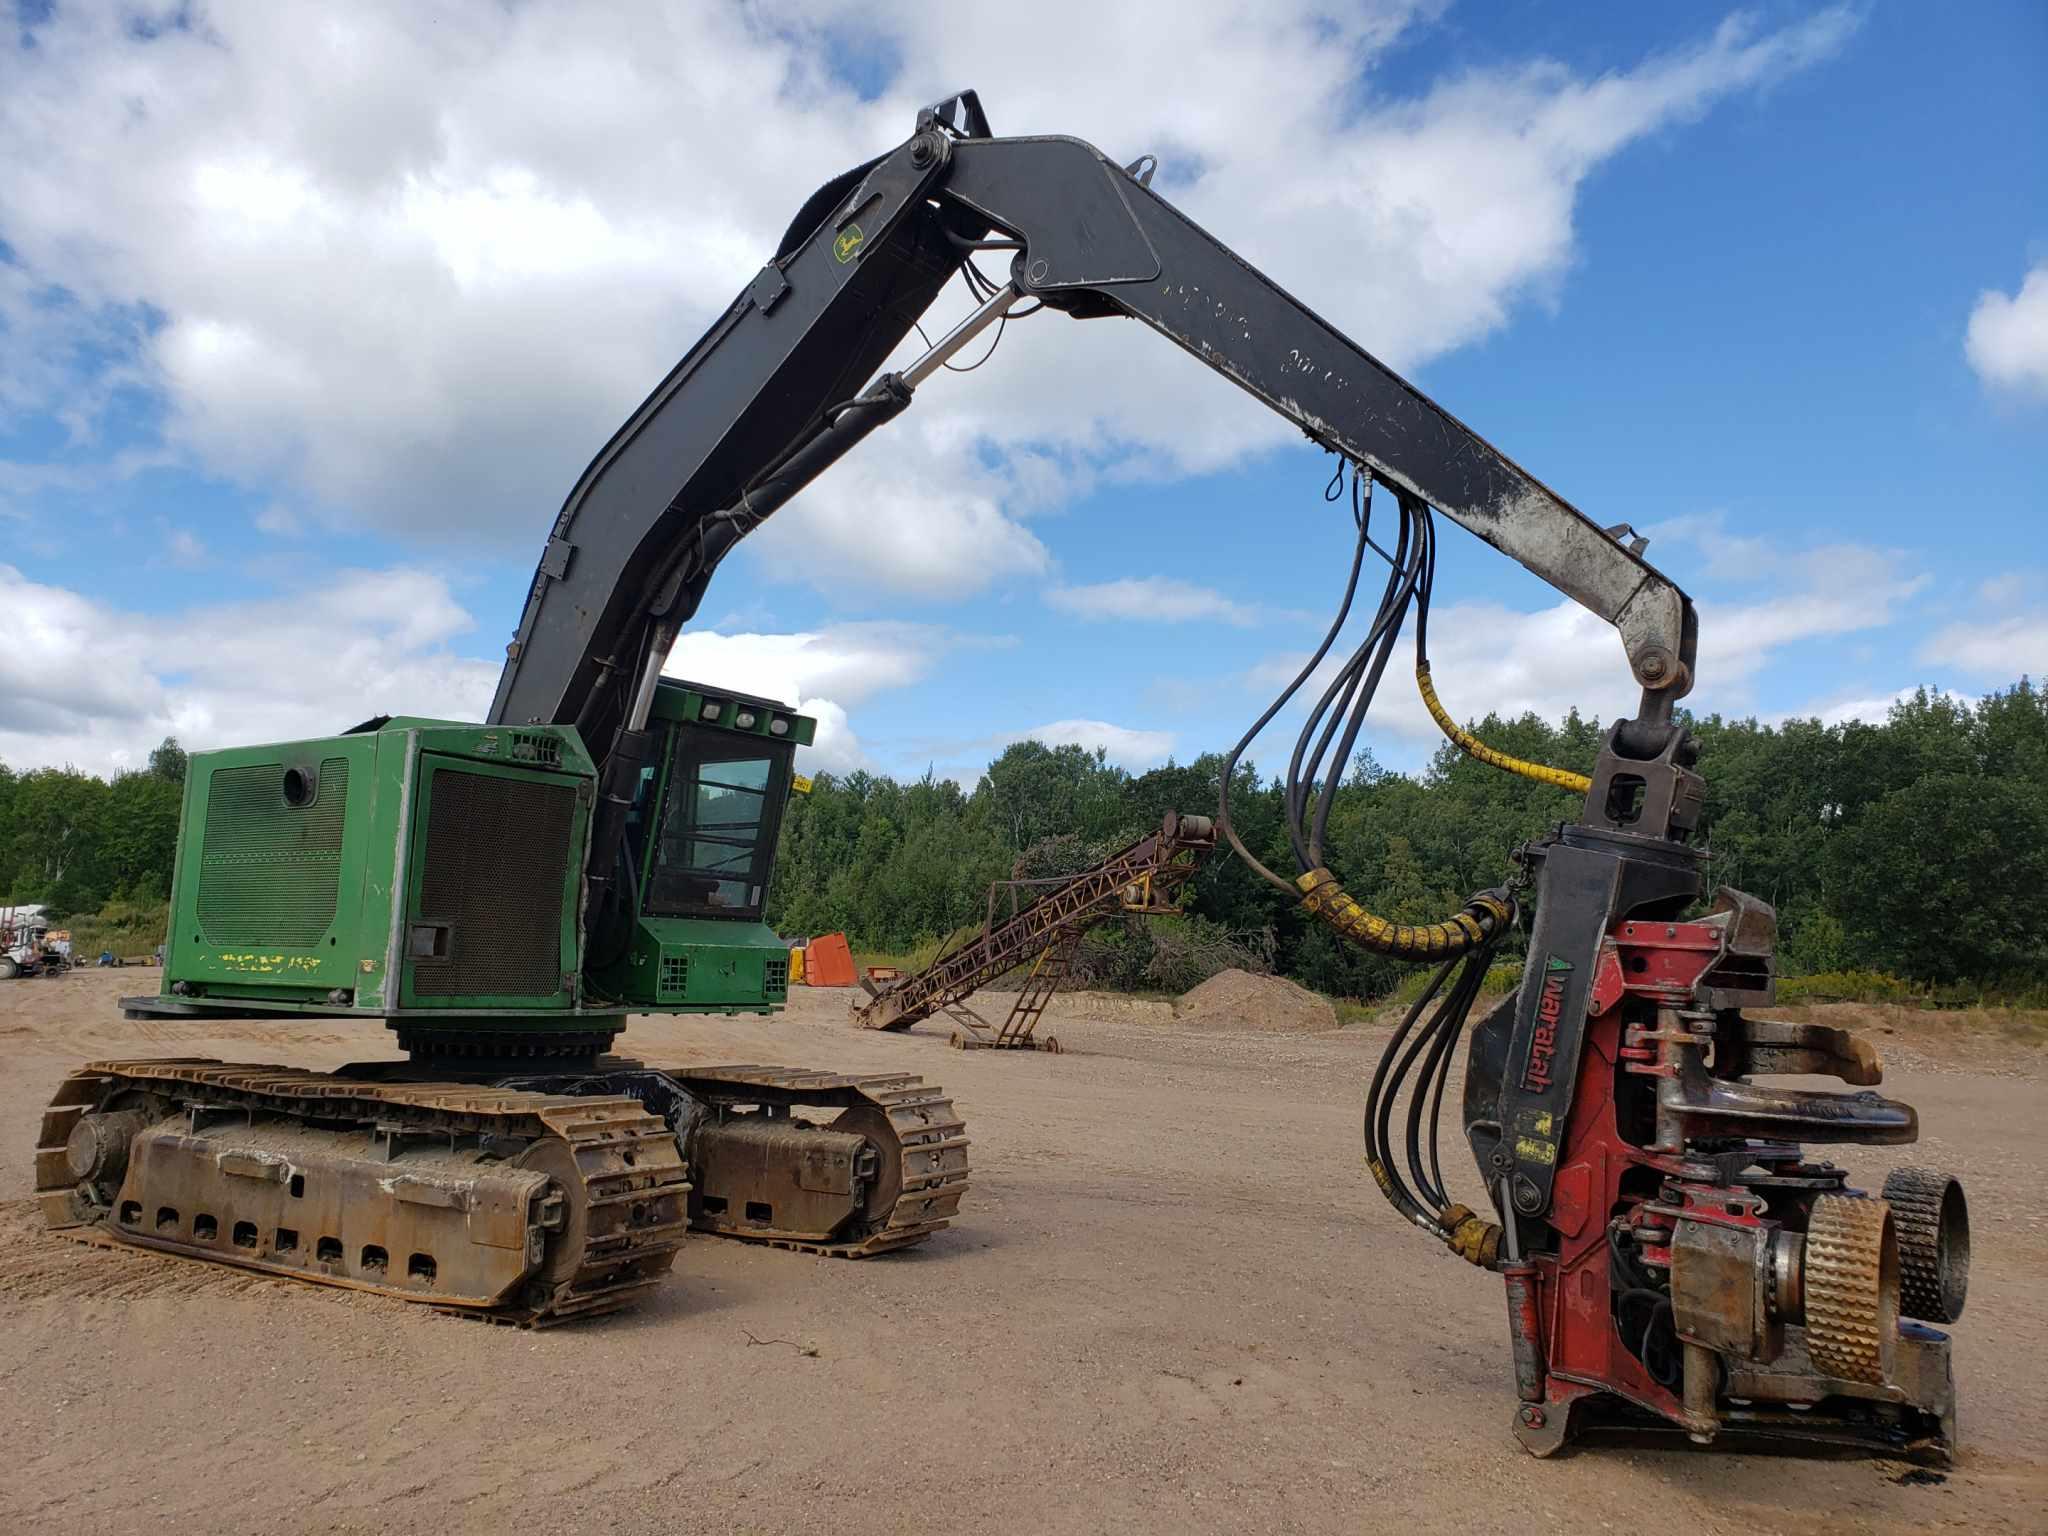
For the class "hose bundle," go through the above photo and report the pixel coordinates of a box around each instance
[1213,462,1514,960]
[1361,919,1515,1264]
[1210,456,1592,1264]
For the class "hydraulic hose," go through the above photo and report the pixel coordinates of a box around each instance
[1296,873,1511,959]
[1360,908,1515,1268]
[1237,465,1538,1267]
[1415,661,1592,796]
[1225,468,1531,962]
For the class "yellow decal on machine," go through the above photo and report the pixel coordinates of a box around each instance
[1514,1136,1558,1166]
[791,773,814,795]
[217,952,323,975]
[833,224,865,263]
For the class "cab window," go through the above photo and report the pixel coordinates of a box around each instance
[644,737,782,919]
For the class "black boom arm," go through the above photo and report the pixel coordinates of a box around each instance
[487,92,1698,912]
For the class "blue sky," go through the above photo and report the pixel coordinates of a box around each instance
[2,2,2043,780]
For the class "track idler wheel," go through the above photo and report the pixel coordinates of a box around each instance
[824,1104,905,1224]
[65,1107,149,1193]
[1803,1193,1900,1385]
[1882,1167,1969,1323]
[514,1135,591,1297]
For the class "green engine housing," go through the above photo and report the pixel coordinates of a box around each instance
[148,680,814,1043]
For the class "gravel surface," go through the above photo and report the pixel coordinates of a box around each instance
[3,968,2043,1535]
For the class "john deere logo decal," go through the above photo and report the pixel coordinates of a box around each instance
[833,224,865,263]
[1520,954,1573,1093]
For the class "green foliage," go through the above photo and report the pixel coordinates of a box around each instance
[61,897,171,963]
[1776,969,1919,1006]
[770,768,1012,950]
[147,737,189,784]
[12,683,2046,1001]
[1823,772,2048,984]
[0,739,186,915]
[1383,961,1524,1008]
[1775,969,2048,1010]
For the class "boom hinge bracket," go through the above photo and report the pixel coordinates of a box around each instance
[749,265,791,314]
[538,537,576,582]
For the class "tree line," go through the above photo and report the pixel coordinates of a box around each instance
[0,739,187,915]
[769,682,2048,997]
[7,684,2044,997]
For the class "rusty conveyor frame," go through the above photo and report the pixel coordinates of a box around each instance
[853,812,1215,1047]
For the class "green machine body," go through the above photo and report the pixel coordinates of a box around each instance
[143,680,815,1048]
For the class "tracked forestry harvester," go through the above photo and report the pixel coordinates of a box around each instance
[37,89,1965,1458]
[39,686,970,1323]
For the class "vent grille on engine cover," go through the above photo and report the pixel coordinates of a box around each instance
[510,732,561,767]
[198,758,350,946]
[411,767,576,998]
[658,953,690,1001]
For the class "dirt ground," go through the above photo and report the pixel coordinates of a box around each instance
[2,969,2044,1536]
[1174,967,1339,1032]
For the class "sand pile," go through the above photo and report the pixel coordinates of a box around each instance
[1174,968,1339,1033]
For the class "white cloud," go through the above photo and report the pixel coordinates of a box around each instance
[0,9,1875,786]
[0,444,175,525]
[1237,597,1634,754]
[1006,719,1176,770]
[1965,261,2048,399]
[1916,563,2045,684]
[745,436,1050,599]
[1921,613,2048,681]
[0,259,153,442]
[164,528,208,568]
[1813,691,1914,728]
[1046,577,1261,627]
[0,577,975,782]
[664,622,945,707]
[1699,544,1926,693]
[1635,524,1927,704]
[1979,572,2030,607]
[1228,532,1927,759]
[782,697,859,775]
[904,716,1181,781]
[0,566,158,744]
[1641,509,1771,584]
[662,621,965,774]
[253,503,301,536]
[0,563,497,776]
[1793,686,1976,729]
[2,5,873,539]
[0,2,1856,604]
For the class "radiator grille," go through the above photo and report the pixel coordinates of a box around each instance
[763,957,788,999]
[197,758,349,946]
[658,953,691,1001]
[411,767,577,999]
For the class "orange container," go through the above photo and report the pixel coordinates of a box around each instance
[804,932,857,988]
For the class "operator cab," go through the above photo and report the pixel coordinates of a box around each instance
[596,680,816,1011]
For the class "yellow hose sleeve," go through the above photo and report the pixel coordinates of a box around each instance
[1296,870,1511,958]
[1439,1203,1503,1268]
[1416,661,1592,795]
